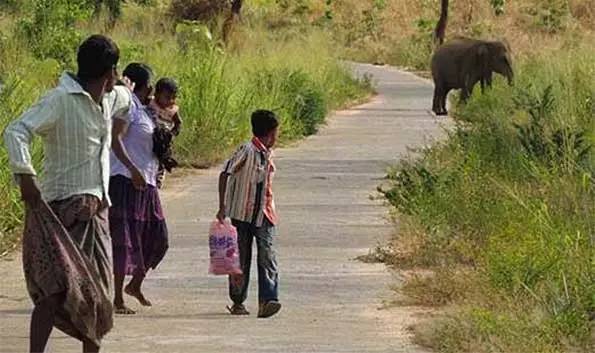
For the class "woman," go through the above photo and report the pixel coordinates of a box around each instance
[110,63,169,314]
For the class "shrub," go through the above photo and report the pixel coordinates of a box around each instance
[169,0,229,23]
[513,85,592,170]
[490,0,506,15]
[525,0,572,33]
[0,75,44,253]
[252,68,326,135]
[16,0,91,67]
[0,0,21,12]
[0,3,371,251]
[387,17,434,70]
[175,21,216,52]
[381,47,594,352]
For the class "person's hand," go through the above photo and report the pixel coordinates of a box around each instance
[130,168,147,190]
[121,76,135,92]
[172,114,182,136]
[173,113,182,125]
[216,208,226,223]
[19,174,42,208]
[172,123,181,136]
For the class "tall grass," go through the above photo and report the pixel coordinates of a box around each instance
[0,2,371,252]
[379,47,594,353]
[248,0,595,70]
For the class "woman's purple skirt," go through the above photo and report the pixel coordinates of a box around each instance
[109,175,169,277]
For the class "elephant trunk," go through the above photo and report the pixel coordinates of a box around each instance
[505,67,514,86]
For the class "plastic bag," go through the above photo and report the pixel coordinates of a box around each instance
[208,220,242,275]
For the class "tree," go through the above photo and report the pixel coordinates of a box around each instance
[91,0,122,28]
[222,0,243,44]
[434,0,448,46]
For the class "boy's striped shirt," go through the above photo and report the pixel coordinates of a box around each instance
[222,138,277,227]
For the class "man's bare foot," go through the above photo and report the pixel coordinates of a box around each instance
[124,285,152,306]
[114,301,136,315]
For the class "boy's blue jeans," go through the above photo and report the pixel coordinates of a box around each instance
[229,219,279,305]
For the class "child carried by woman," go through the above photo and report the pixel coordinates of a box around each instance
[148,78,182,188]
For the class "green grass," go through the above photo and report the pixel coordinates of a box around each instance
[0,2,371,253]
[379,47,594,353]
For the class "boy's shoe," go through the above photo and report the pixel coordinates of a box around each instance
[227,304,250,315]
[257,301,282,318]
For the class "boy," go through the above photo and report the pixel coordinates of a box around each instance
[148,77,182,188]
[216,110,281,319]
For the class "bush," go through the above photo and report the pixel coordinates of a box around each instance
[16,0,91,67]
[526,0,571,33]
[0,0,21,12]
[0,4,371,252]
[252,68,326,135]
[175,21,216,52]
[0,76,44,253]
[386,17,434,70]
[513,85,591,170]
[381,47,594,352]
[169,0,229,23]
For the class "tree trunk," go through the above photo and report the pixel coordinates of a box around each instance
[434,0,448,46]
[105,0,122,29]
[93,0,103,16]
[231,0,242,16]
[223,0,243,44]
[91,0,121,29]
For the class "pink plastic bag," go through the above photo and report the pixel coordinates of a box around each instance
[208,220,242,275]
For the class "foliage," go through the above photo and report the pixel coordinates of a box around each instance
[0,0,21,12]
[388,16,435,70]
[489,0,506,15]
[175,21,216,52]
[276,0,311,16]
[92,0,123,27]
[0,2,370,253]
[252,68,326,135]
[169,0,229,23]
[512,85,591,170]
[380,48,595,352]
[0,76,45,252]
[526,0,571,33]
[16,0,92,66]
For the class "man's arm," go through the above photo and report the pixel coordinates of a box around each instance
[3,93,59,206]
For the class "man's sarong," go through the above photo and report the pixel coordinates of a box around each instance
[22,195,113,346]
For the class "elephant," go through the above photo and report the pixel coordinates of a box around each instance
[431,37,514,116]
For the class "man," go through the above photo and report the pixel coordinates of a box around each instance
[3,34,131,353]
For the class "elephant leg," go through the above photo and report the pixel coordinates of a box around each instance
[432,85,444,115]
[460,86,471,103]
[440,88,450,115]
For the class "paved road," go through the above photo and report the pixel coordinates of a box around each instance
[0,64,444,353]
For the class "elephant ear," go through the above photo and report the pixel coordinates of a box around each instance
[475,43,491,79]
